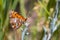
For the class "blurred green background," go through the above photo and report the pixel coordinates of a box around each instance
[0,0,60,40]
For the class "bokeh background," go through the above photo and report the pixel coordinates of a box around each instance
[0,0,60,40]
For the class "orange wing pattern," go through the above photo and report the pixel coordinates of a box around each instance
[9,11,27,30]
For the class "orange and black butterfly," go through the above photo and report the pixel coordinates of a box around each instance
[9,11,27,30]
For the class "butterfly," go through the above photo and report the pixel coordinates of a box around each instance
[9,11,27,30]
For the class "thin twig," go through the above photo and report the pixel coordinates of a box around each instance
[22,22,29,40]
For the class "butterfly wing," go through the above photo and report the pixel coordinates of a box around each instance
[9,11,27,30]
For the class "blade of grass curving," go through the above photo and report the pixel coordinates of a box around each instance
[0,0,6,40]
[0,0,4,30]
[38,1,50,15]
[20,0,26,18]
[12,0,19,10]
[3,0,12,30]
